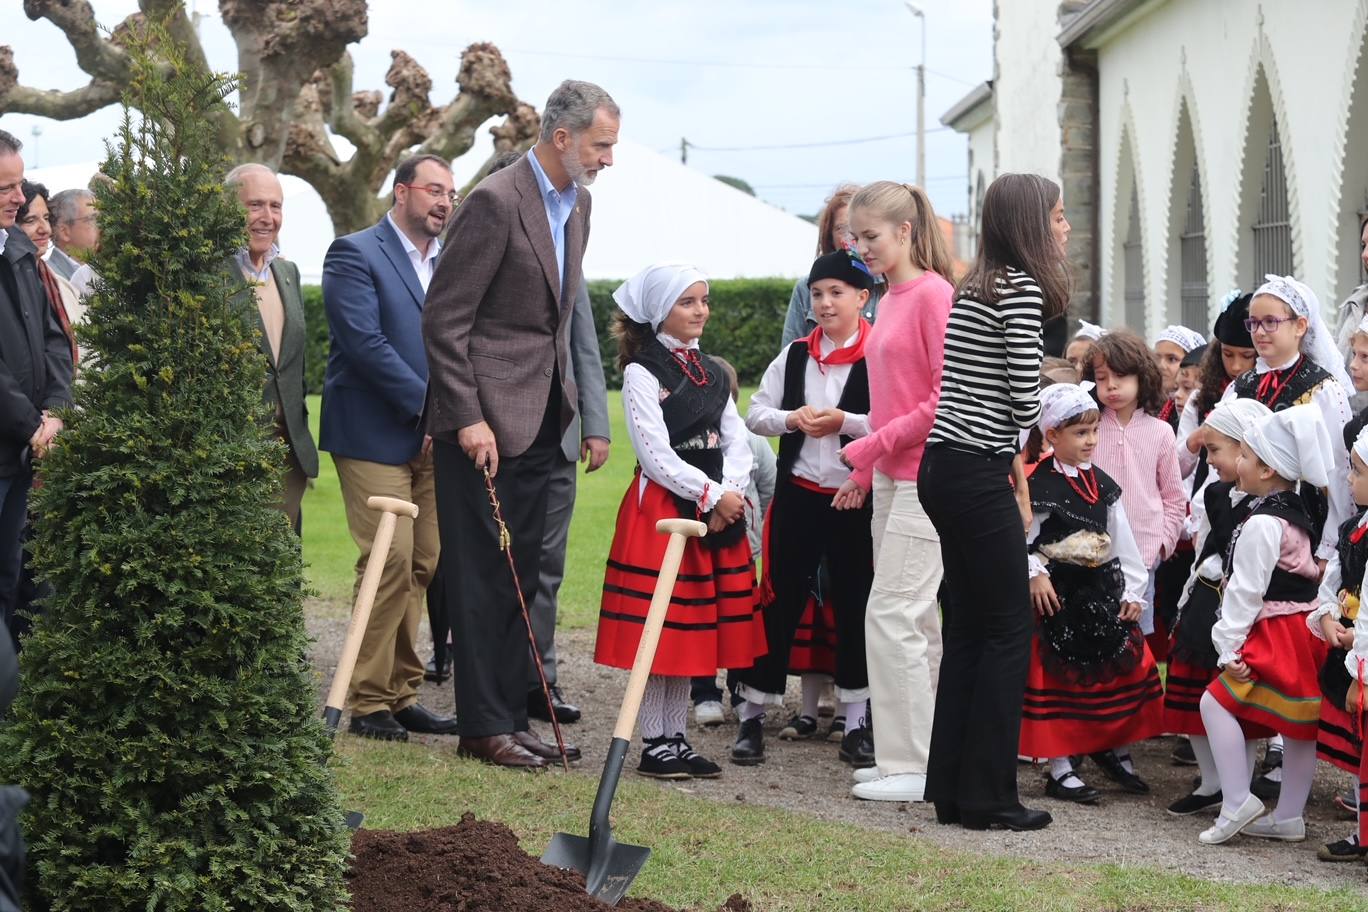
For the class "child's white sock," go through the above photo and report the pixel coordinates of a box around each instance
[800,674,824,719]
[1049,756,1085,788]
[840,700,867,729]
[1189,735,1221,796]
[738,700,765,723]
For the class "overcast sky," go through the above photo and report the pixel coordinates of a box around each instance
[2,0,993,218]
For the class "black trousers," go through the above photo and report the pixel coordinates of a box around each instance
[738,479,873,697]
[918,444,1033,814]
[425,566,452,669]
[433,399,560,738]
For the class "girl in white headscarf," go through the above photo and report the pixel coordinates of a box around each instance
[1017,383,1163,805]
[1164,398,1268,817]
[1197,405,1334,846]
[1217,275,1354,563]
[594,264,766,781]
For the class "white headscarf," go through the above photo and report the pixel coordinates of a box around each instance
[1074,320,1105,341]
[1038,382,1098,433]
[1243,404,1334,488]
[1353,423,1368,469]
[1155,325,1206,353]
[613,264,709,330]
[1255,274,1352,389]
[1202,398,1271,445]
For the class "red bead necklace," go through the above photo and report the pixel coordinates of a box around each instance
[673,349,710,387]
[1065,466,1100,505]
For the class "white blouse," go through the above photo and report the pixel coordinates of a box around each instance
[1216,355,1353,560]
[746,330,870,490]
[1024,459,1150,606]
[1176,396,1202,480]
[621,332,753,512]
[1310,511,1368,638]
[1213,512,1315,667]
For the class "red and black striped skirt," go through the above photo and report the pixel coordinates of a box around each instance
[594,477,766,677]
[1020,634,1166,758]
[1163,657,1220,737]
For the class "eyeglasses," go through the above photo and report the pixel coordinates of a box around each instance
[399,183,458,204]
[1242,315,1298,334]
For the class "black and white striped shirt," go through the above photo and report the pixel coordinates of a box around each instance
[927,268,1044,455]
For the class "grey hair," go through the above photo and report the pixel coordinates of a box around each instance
[49,188,95,226]
[538,80,619,143]
[224,162,275,189]
[0,129,21,155]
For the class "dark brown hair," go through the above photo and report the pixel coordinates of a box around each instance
[1082,329,1167,416]
[816,183,860,255]
[1040,356,1078,384]
[1193,342,1230,421]
[958,173,1070,319]
[612,311,655,372]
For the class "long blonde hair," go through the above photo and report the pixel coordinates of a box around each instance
[848,181,954,279]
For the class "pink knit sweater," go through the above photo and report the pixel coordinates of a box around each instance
[842,271,955,488]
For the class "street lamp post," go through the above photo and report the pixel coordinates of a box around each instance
[905,2,926,190]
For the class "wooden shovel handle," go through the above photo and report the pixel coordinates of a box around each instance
[325,497,420,714]
[611,518,708,741]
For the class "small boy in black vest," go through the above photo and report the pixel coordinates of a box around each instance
[731,248,876,767]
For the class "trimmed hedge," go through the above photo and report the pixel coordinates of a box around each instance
[301,276,795,392]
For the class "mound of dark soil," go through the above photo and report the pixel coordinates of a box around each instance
[347,813,751,912]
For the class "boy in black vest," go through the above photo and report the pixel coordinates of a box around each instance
[731,249,875,767]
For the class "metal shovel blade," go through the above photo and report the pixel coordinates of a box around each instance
[541,737,649,907]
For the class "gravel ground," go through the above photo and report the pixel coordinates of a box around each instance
[307,608,1368,893]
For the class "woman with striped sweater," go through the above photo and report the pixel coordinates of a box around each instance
[918,173,1072,832]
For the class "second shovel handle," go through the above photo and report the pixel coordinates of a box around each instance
[611,520,706,741]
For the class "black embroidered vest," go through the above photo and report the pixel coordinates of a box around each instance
[1027,459,1123,551]
[1198,480,1253,566]
[1224,490,1319,604]
[774,339,870,484]
[1337,509,1368,610]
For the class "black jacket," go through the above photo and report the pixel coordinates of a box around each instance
[0,228,73,476]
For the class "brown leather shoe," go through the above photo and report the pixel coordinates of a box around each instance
[512,729,581,763]
[456,734,548,769]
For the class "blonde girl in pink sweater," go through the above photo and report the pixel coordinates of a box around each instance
[837,181,956,802]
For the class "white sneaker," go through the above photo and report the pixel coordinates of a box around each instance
[1242,815,1306,842]
[1198,794,1266,845]
[852,766,881,784]
[694,700,725,727]
[852,772,926,802]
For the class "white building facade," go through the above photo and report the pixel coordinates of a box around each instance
[947,0,1368,337]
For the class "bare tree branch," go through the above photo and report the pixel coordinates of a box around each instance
[22,0,131,80]
[0,46,121,118]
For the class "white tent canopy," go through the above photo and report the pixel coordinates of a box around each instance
[27,139,816,285]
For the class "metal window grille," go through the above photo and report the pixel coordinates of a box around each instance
[1123,184,1145,329]
[1179,165,1209,328]
[1251,121,1293,282]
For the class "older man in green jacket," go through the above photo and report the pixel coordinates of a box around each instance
[225,163,319,527]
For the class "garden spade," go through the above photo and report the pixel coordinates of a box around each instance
[541,517,707,906]
[322,495,421,830]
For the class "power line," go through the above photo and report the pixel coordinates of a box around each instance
[684,127,949,153]
[502,46,911,72]
[754,176,967,189]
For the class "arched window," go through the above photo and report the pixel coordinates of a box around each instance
[1123,185,1145,329]
[1251,121,1293,281]
[1179,164,1208,328]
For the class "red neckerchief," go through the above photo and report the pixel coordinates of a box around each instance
[1255,355,1304,407]
[1158,398,1176,423]
[1352,523,1368,544]
[804,319,870,373]
[671,348,710,387]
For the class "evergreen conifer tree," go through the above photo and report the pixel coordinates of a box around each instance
[0,31,349,912]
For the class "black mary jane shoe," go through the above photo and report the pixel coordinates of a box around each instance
[779,713,819,740]
[730,716,766,766]
[1250,772,1282,801]
[1088,750,1149,794]
[838,726,876,768]
[1044,771,1102,804]
[1166,789,1223,816]
[1317,836,1368,862]
[960,804,1053,832]
[670,736,722,779]
[348,709,409,741]
[637,737,690,780]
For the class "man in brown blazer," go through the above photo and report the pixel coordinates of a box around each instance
[423,80,619,769]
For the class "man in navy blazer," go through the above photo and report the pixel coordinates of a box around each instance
[320,153,458,741]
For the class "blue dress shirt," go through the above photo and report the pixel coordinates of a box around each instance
[526,149,577,293]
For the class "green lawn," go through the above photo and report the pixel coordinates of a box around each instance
[331,737,1368,912]
[300,389,755,624]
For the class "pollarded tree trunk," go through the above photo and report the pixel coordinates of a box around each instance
[0,0,540,235]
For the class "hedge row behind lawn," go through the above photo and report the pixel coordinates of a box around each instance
[300,276,796,395]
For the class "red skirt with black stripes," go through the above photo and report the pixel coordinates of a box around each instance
[594,476,767,677]
[1019,634,1166,758]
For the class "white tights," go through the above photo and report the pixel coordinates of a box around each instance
[1199,690,1314,821]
